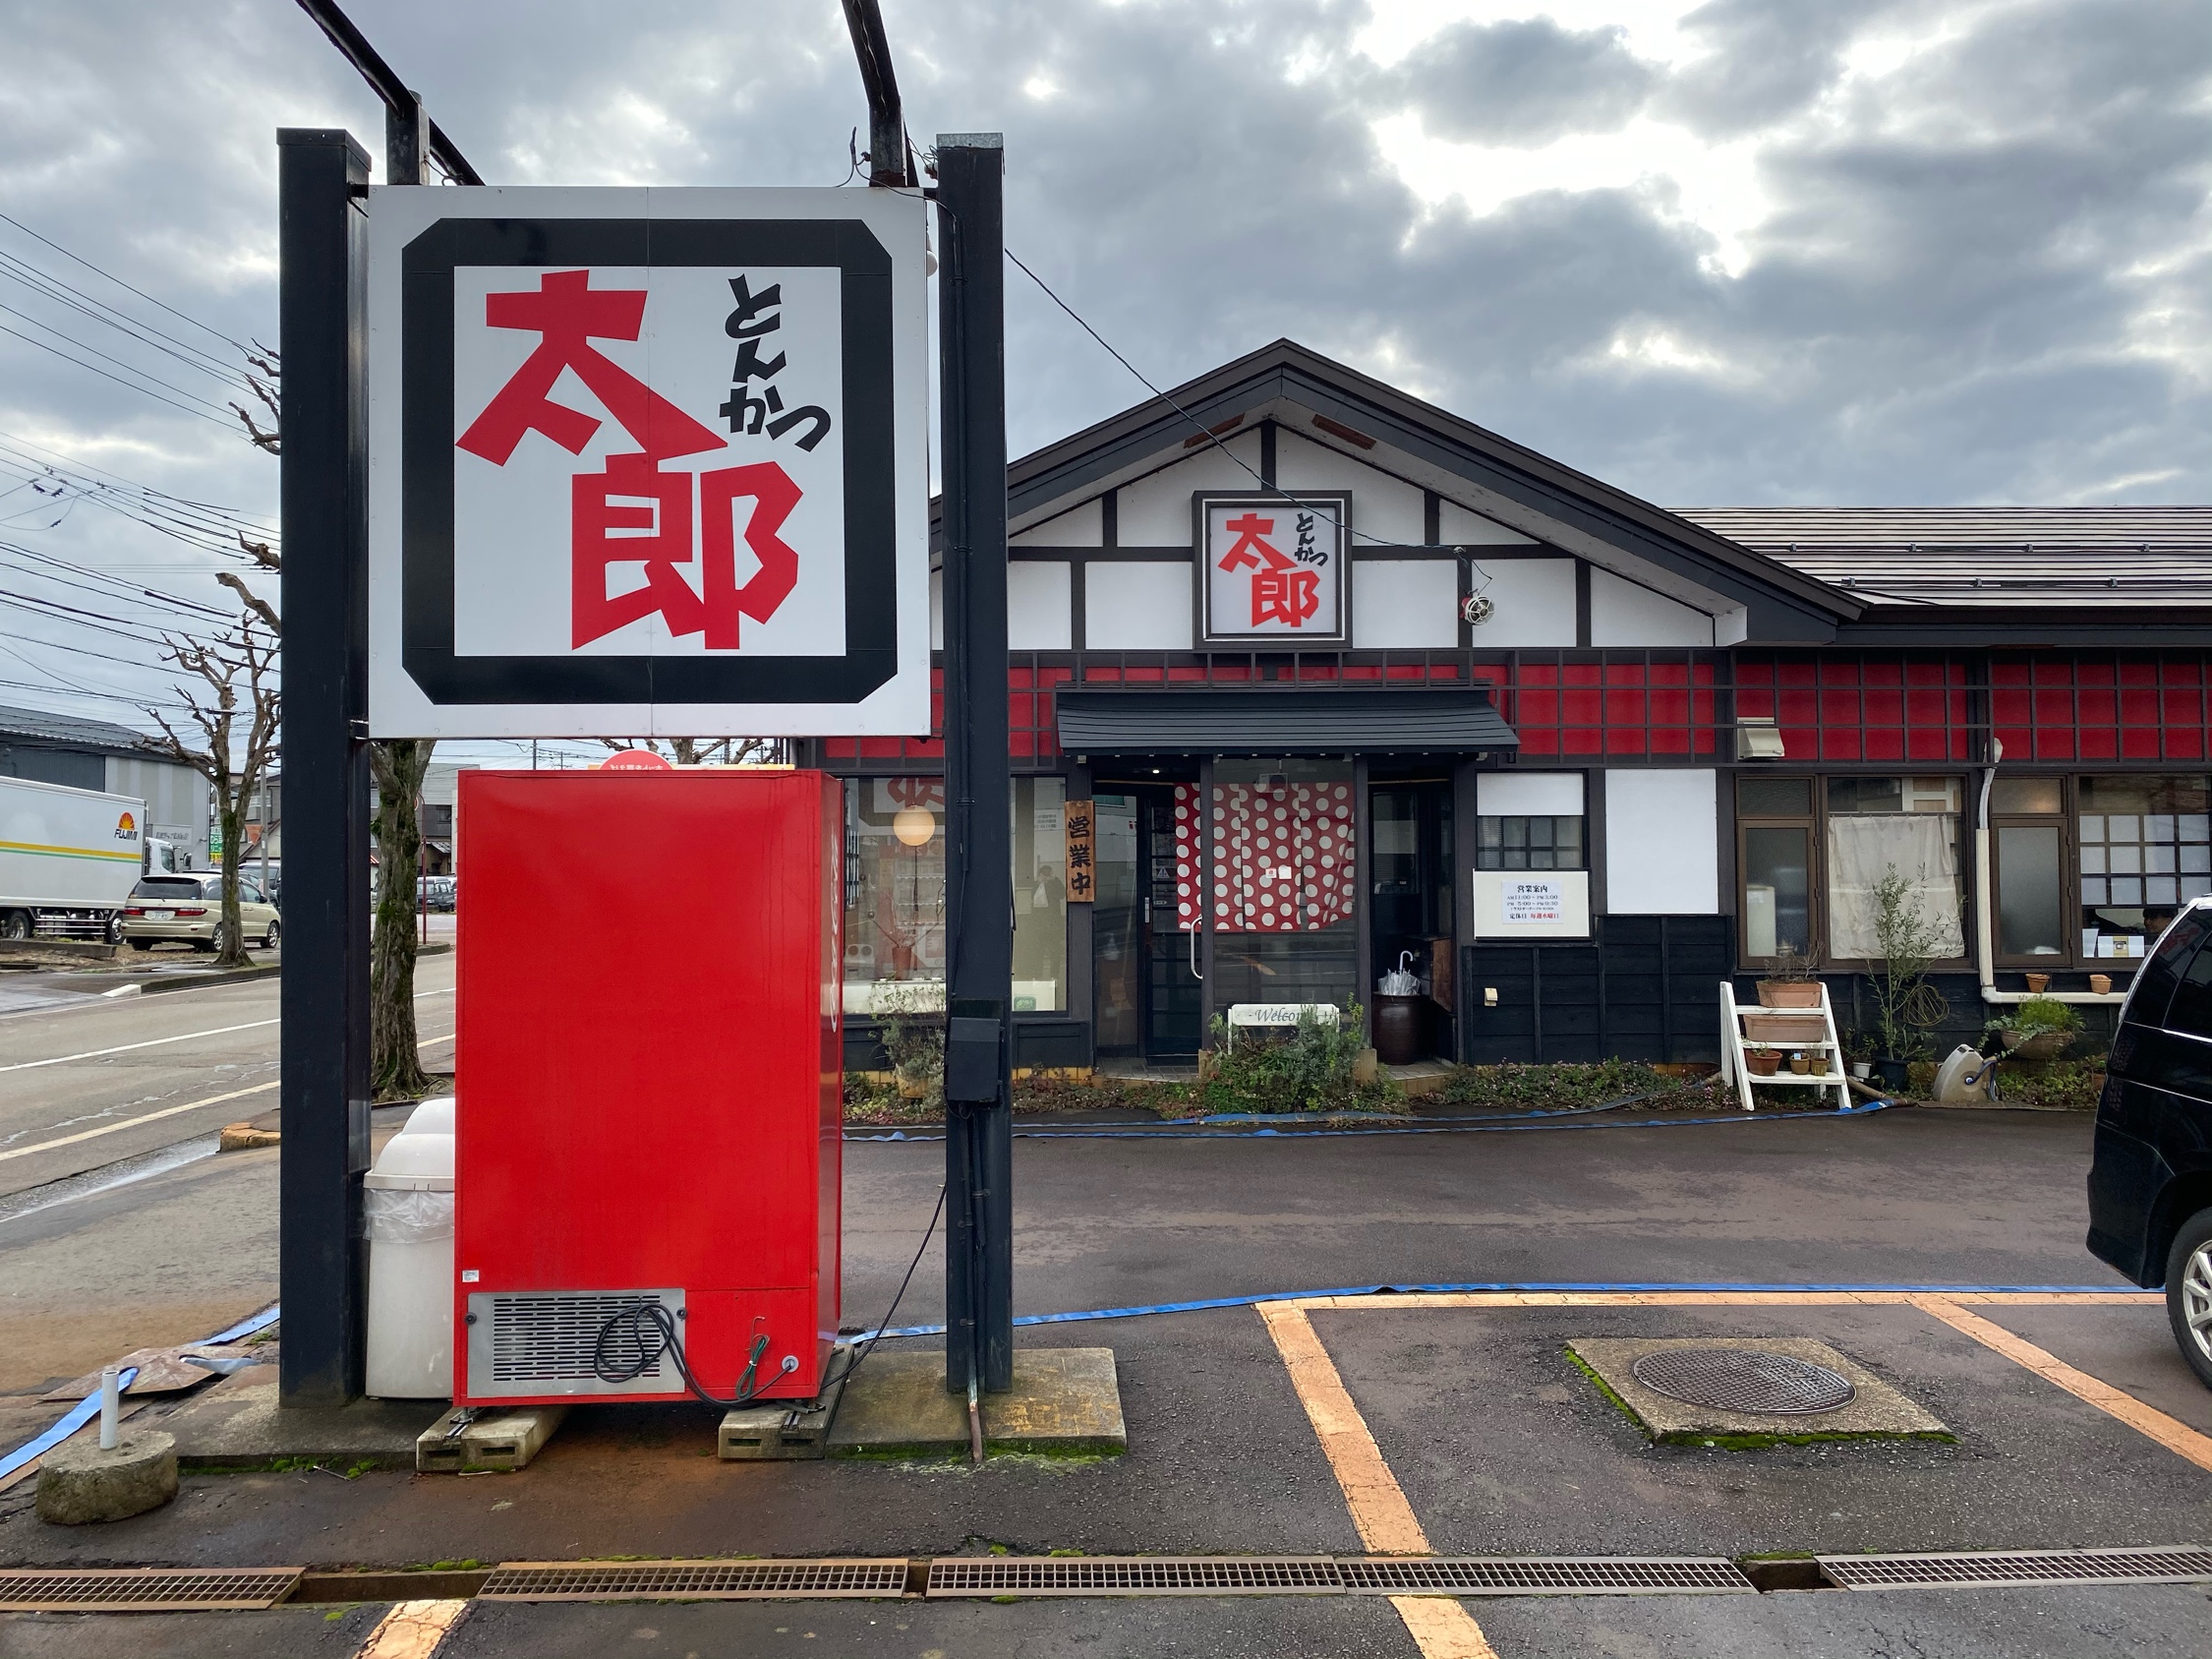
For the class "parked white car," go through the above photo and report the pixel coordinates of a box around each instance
[122,873,280,952]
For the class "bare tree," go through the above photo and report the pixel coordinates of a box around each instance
[225,342,438,1096]
[144,616,280,969]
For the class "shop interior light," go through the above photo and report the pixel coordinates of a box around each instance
[893,805,937,847]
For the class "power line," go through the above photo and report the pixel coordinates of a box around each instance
[0,301,252,414]
[1004,246,1494,575]
[0,250,258,390]
[0,210,252,355]
[0,321,243,432]
[0,429,275,532]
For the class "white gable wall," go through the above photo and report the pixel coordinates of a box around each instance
[1352,562,1458,647]
[1465,559,1576,647]
[1438,500,1538,546]
[1086,563,1192,649]
[1011,497,1102,547]
[1590,567,1713,647]
[1009,563,1073,649]
[1273,429,1425,545]
[1112,430,1266,544]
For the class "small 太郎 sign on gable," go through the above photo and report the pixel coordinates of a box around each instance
[366,186,930,740]
[1195,492,1349,646]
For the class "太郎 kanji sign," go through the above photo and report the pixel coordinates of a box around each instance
[368,188,929,738]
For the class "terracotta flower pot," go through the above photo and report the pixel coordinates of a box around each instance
[1746,1051,1780,1077]
[1789,1053,1811,1075]
[1810,1054,1833,1076]
[2089,974,2113,995]
[1744,1012,1827,1043]
[1757,981,1823,1009]
[2002,1029,2071,1060]
[2023,973,2051,993]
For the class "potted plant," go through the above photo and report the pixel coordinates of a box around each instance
[1870,864,1950,1093]
[1842,1030,1875,1082]
[1756,942,1824,1009]
[1987,996,2082,1061]
[1788,1051,1811,1075]
[1745,1045,1781,1077]
[2023,972,2052,994]
[1810,1049,1833,1076]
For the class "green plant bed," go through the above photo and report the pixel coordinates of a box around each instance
[1997,1056,2105,1110]
[1201,1002,1392,1113]
[1430,1061,1726,1114]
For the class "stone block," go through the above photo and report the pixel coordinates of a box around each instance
[36,1430,178,1524]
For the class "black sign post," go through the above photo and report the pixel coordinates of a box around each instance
[277,128,375,1407]
[936,134,1015,1401]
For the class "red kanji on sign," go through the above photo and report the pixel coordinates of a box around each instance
[1252,566,1321,627]
[457,269,805,652]
[1215,511,1280,572]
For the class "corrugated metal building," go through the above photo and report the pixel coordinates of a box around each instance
[0,704,211,869]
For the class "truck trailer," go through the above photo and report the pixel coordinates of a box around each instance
[0,774,149,942]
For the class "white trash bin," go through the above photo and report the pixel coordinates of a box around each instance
[365,1130,455,1399]
[403,1096,456,1136]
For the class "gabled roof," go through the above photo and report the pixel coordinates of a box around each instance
[945,339,1856,642]
[0,702,155,754]
[1676,507,2212,608]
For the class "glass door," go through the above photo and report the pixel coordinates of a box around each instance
[1091,789,1201,1062]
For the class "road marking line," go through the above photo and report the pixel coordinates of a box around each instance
[0,1082,275,1163]
[0,1023,454,1165]
[1257,1301,1499,1659]
[1910,1294,2212,1474]
[351,1598,469,1659]
[0,985,453,1074]
[0,1018,280,1073]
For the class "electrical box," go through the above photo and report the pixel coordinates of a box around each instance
[453,768,842,1407]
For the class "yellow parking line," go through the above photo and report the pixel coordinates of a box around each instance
[350,1598,469,1659]
[1291,1290,2159,1312]
[1910,1294,2212,1475]
[1257,1301,1498,1659]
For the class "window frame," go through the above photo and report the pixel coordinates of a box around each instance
[1990,776,2071,970]
[1734,772,1973,973]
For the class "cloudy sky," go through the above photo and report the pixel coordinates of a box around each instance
[0,0,2206,746]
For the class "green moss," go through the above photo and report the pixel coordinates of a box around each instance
[1564,1347,1651,1434]
[1563,1348,1957,1448]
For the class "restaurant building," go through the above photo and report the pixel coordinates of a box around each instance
[802,341,2212,1072]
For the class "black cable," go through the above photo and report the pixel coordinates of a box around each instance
[821,1181,948,1394]
[591,1303,791,1409]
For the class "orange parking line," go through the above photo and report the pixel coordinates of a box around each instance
[1257,1301,1498,1659]
[1909,1295,2212,1475]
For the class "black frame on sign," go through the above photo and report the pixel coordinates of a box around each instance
[399,215,899,706]
[1192,490,1352,647]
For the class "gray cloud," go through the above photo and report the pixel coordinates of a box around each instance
[0,0,2205,734]
[1397,17,1653,147]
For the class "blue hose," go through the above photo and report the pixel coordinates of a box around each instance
[849,1099,1890,1143]
[851,1276,2139,1342]
[0,1302,277,1483]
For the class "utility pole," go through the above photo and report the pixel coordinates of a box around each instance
[839,0,913,187]
[281,0,480,1409]
[934,137,1012,1403]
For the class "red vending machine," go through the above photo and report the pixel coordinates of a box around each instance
[453,767,842,1407]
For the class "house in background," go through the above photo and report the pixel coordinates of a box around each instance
[799,340,2212,1072]
[0,703,211,870]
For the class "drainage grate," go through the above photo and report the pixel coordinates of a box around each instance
[1819,1546,2212,1590]
[478,1560,910,1601]
[927,1558,1344,1597]
[1342,1558,1756,1596]
[0,1567,303,1612]
[1632,1348,1857,1416]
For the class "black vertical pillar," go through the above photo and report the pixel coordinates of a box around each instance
[937,135,1014,1396]
[278,129,374,1408]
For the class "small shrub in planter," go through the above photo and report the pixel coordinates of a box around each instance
[1745,1046,1781,1078]
[1203,1002,1387,1113]
[1986,995,2083,1061]
[1755,943,1824,1009]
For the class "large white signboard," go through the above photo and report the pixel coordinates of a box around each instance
[368,187,930,738]
[1196,492,1349,646]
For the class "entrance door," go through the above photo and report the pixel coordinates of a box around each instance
[1092,788,1202,1062]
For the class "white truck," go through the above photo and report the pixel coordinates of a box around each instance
[0,774,149,943]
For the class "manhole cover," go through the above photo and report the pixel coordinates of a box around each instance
[1629,1348,1857,1415]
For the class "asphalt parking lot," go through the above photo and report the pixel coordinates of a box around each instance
[2,1105,2207,1657]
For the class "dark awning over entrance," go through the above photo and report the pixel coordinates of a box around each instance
[1054,688,1519,756]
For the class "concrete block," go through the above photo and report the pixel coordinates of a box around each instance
[721,1361,849,1460]
[1569,1336,1951,1444]
[830,1347,1125,1458]
[161,1368,443,1469]
[417,1406,565,1473]
[35,1430,178,1524]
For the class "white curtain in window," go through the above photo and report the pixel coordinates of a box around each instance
[1827,814,1964,959]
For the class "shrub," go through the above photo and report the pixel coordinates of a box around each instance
[1202,1002,1386,1113]
[1432,1060,1720,1113]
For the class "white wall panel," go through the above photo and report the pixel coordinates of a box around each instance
[1437,500,1537,546]
[1463,558,1576,647]
[1012,497,1102,547]
[1352,561,1458,648]
[1275,429,1425,545]
[1603,769,1718,914]
[1590,567,1714,647]
[1085,562,1193,649]
[1113,431,1264,545]
[1478,772,1584,816]
[1008,562,1073,649]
